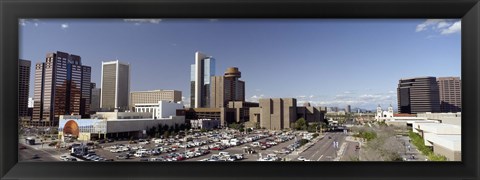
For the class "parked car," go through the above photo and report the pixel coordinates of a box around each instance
[32,154,40,159]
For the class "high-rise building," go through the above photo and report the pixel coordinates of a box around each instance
[18,59,31,119]
[210,67,245,108]
[437,77,461,112]
[397,77,440,114]
[130,90,182,109]
[100,60,130,111]
[90,83,101,112]
[191,51,215,108]
[32,51,91,126]
[346,105,351,113]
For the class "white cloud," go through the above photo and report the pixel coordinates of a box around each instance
[19,19,26,26]
[440,21,461,35]
[416,19,445,32]
[416,19,461,36]
[61,23,69,29]
[19,19,42,27]
[437,21,450,29]
[124,19,162,25]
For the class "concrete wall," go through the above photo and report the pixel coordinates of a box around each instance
[106,116,185,133]
[433,143,461,161]
[158,101,184,118]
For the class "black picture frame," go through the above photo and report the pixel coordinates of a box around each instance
[1,0,479,180]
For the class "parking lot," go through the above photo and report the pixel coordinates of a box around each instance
[20,126,321,162]
[69,128,314,162]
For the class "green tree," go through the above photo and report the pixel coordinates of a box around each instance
[163,131,170,138]
[174,124,180,133]
[295,118,308,130]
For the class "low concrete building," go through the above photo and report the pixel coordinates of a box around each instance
[58,112,185,141]
[190,119,220,130]
[178,108,236,127]
[130,89,182,110]
[296,104,326,124]
[412,123,461,161]
[227,101,259,123]
[134,101,184,119]
[247,98,326,130]
[416,112,461,126]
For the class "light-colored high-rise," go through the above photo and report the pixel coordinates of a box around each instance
[101,60,130,111]
[130,90,182,109]
[437,77,461,112]
[191,51,215,108]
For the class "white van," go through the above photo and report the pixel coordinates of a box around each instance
[134,152,147,158]
[218,152,230,156]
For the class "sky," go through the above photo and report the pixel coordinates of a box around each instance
[19,19,461,110]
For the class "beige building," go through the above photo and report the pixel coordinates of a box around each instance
[130,90,181,110]
[437,77,461,112]
[412,122,461,161]
[248,98,297,130]
[248,98,326,130]
[101,60,130,111]
[228,101,259,123]
[210,67,245,108]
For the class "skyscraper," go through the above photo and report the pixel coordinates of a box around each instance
[437,77,461,112]
[397,77,440,114]
[90,83,101,112]
[18,59,31,119]
[191,51,215,108]
[210,67,245,108]
[346,105,351,113]
[100,60,130,111]
[32,51,91,126]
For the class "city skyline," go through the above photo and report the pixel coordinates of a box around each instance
[20,19,461,110]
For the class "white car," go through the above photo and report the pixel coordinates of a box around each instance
[297,156,307,161]
[60,155,68,161]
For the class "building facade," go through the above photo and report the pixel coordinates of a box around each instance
[90,87,101,113]
[437,77,461,113]
[227,101,259,123]
[100,60,130,111]
[210,67,246,108]
[397,77,440,114]
[375,104,394,121]
[249,98,297,130]
[346,105,351,113]
[134,101,184,119]
[32,51,92,126]
[58,112,185,141]
[191,51,216,108]
[19,59,31,123]
[130,90,182,109]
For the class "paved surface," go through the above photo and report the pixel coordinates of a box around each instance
[397,135,428,161]
[293,132,347,161]
[18,138,65,162]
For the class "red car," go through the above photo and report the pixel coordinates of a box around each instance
[210,147,221,151]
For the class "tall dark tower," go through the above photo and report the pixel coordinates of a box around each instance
[397,77,440,114]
